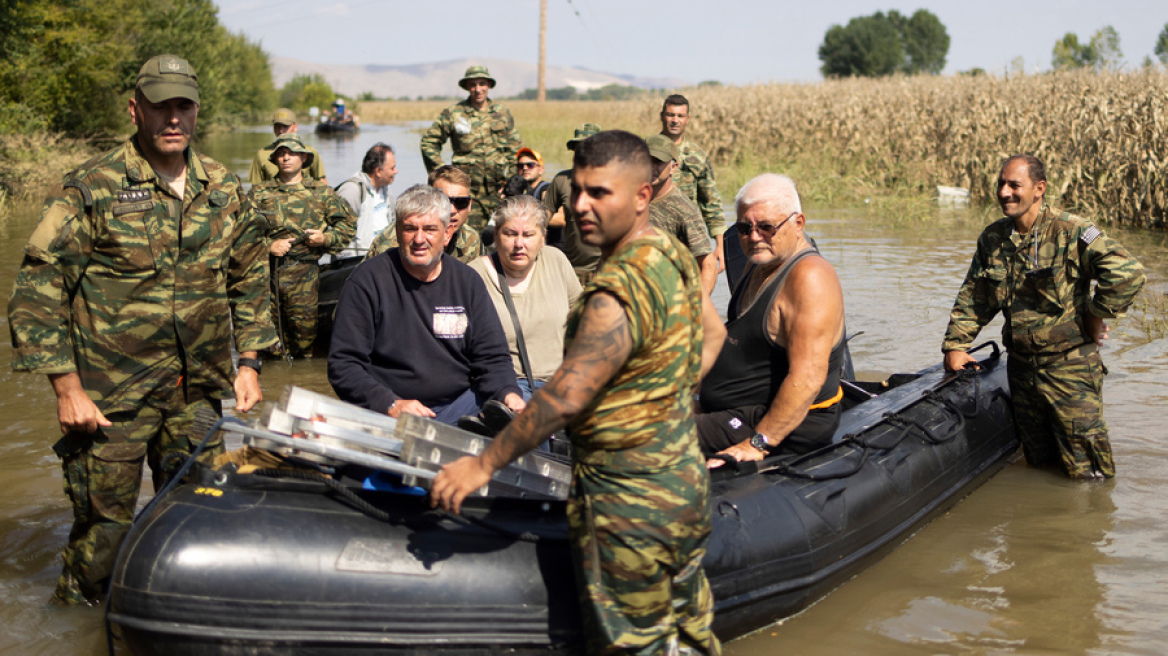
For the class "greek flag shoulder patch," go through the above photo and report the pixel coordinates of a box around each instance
[1080,226,1100,245]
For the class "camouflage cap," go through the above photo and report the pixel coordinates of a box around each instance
[136,54,199,104]
[268,134,314,167]
[566,123,602,150]
[459,65,497,90]
[517,147,543,166]
[271,108,297,126]
[645,134,678,163]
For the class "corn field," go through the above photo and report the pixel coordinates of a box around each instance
[682,69,1168,229]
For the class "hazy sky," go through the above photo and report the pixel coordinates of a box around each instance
[215,0,1167,84]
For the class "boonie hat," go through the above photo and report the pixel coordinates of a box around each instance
[268,134,314,167]
[517,147,543,166]
[271,108,297,126]
[566,123,601,150]
[459,65,497,90]
[136,54,199,104]
[645,134,678,163]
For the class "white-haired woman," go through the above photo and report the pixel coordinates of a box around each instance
[470,195,582,400]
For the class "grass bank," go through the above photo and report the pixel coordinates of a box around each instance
[0,133,101,219]
[365,69,1168,229]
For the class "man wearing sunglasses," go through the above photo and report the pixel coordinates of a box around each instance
[366,165,482,264]
[516,147,549,200]
[700,174,847,468]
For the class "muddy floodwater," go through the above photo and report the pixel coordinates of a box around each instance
[0,122,1165,655]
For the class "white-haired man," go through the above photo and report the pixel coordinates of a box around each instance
[328,185,525,424]
[701,174,847,467]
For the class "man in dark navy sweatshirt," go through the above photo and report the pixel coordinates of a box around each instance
[328,184,525,424]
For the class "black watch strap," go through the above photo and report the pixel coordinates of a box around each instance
[237,357,263,374]
[749,432,770,453]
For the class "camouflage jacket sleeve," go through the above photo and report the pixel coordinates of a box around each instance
[677,141,725,238]
[7,187,92,373]
[1079,223,1146,319]
[227,189,279,353]
[941,225,1006,353]
[420,108,452,173]
[319,186,357,254]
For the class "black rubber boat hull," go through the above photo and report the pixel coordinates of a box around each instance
[108,351,1017,654]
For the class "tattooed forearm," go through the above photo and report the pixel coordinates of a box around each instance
[478,291,633,472]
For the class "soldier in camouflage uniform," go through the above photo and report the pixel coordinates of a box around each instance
[420,65,521,232]
[646,134,716,295]
[7,55,277,604]
[249,134,355,358]
[544,123,604,284]
[365,165,482,263]
[248,108,327,184]
[660,95,727,272]
[433,131,727,655]
[943,154,1145,480]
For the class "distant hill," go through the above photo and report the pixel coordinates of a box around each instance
[270,57,691,99]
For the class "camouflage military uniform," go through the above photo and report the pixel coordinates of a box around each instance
[564,230,720,655]
[671,137,725,240]
[544,170,601,284]
[7,136,277,603]
[420,99,520,230]
[942,205,1145,479]
[364,222,482,264]
[649,186,713,258]
[249,179,355,356]
[248,144,326,184]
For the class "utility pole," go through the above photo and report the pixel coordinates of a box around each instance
[537,0,547,103]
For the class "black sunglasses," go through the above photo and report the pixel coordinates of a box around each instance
[516,162,539,170]
[447,196,472,210]
[733,211,799,237]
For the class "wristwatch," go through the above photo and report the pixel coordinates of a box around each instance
[237,357,263,375]
[749,432,771,453]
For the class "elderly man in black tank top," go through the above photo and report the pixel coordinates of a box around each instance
[700,173,847,468]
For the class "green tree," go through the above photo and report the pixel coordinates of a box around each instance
[1052,26,1122,72]
[1088,26,1123,71]
[1153,22,1168,66]
[280,74,338,114]
[1052,32,1097,70]
[892,9,950,74]
[819,12,905,78]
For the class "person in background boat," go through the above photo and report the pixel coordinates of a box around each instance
[420,65,520,233]
[335,142,397,258]
[646,134,716,296]
[248,108,326,185]
[365,165,482,264]
[331,98,358,127]
[329,184,524,424]
[942,154,1146,480]
[469,195,582,400]
[701,173,847,468]
[7,54,277,605]
[432,131,727,655]
[543,123,604,284]
[249,134,355,359]
[659,94,726,273]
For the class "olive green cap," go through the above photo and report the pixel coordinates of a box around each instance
[645,134,678,163]
[268,134,314,167]
[136,54,199,104]
[459,65,496,90]
[566,123,602,150]
[271,108,297,126]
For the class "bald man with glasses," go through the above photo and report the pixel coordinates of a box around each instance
[699,173,848,467]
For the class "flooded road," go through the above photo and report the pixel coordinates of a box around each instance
[0,123,1165,655]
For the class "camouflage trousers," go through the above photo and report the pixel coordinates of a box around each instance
[567,458,721,656]
[272,260,319,358]
[1007,345,1113,479]
[464,167,503,232]
[51,390,223,605]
